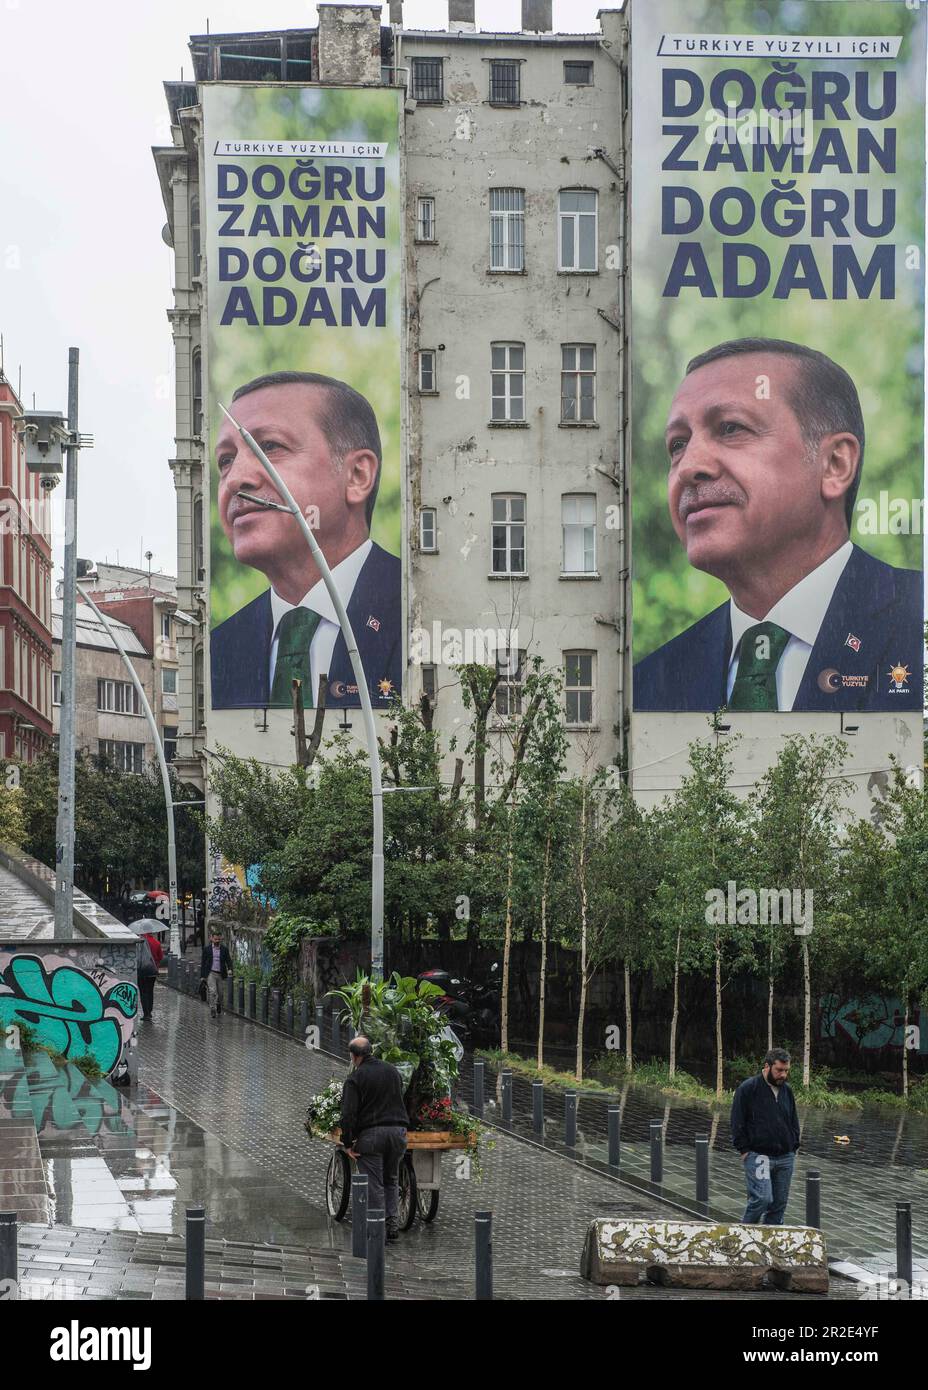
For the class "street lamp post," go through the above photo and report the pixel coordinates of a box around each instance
[77,586,181,958]
[218,403,385,980]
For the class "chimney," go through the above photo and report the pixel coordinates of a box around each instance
[317,4,382,85]
[388,0,403,24]
[521,0,553,33]
[449,0,476,32]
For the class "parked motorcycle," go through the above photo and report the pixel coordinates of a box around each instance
[416,962,501,1048]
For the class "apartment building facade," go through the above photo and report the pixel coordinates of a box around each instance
[0,372,54,762]
[153,1,630,806]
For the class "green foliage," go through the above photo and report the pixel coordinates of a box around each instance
[72,1054,104,1081]
[263,909,317,988]
[0,763,25,847]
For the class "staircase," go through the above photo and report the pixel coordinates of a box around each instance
[0,1032,50,1224]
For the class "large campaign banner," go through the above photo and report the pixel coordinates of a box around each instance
[630,0,925,714]
[202,86,402,712]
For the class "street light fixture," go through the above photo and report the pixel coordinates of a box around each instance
[221,404,385,979]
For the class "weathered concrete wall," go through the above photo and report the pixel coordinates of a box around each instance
[318,5,382,85]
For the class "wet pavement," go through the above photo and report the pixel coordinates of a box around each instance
[6,979,914,1300]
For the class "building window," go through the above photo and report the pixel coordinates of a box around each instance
[190,194,201,278]
[192,349,203,437]
[559,190,598,271]
[489,59,520,105]
[161,611,172,640]
[562,495,597,574]
[422,664,437,702]
[411,57,443,103]
[565,651,594,725]
[490,188,525,272]
[162,668,178,694]
[561,344,597,422]
[98,739,145,774]
[419,507,437,553]
[491,343,525,422]
[491,494,526,574]
[416,196,436,242]
[164,735,177,763]
[194,645,205,730]
[564,60,593,84]
[418,350,437,394]
[97,679,140,715]
[193,496,204,579]
[495,648,526,718]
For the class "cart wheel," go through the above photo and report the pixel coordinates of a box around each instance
[416,1187,439,1223]
[398,1154,417,1231]
[325,1149,351,1221]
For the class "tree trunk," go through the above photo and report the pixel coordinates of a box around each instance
[767,934,774,1053]
[714,932,723,1098]
[575,779,589,1083]
[801,939,811,1087]
[902,998,909,1100]
[537,827,551,1069]
[669,926,682,1080]
[500,809,515,1055]
[623,960,633,1073]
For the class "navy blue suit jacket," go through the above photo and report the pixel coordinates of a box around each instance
[634,546,923,713]
[210,542,402,710]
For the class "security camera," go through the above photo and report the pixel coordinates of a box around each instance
[40,475,60,492]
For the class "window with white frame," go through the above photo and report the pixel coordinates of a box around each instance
[98,739,145,774]
[564,651,595,725]
[164,735,178,763]
[491,494,526,574]
[194,645,205,730]
[161,611,172,640]
[419,507,437,553]
[558,190,598,271]
[490,343,525,421]
[162,668,178,694]
[562,494,597,573]
[495,647,526,718]
[97,678,141,715]
[418,350,437,393]
[411,57,443,103]
[193,496,204,579]
[490,188,525,271]
[416,196,436,242]
[192,349,203,436]
[561,344,597,422]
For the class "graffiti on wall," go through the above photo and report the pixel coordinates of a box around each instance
[0,954,137,1077]
[820,994,926,1054]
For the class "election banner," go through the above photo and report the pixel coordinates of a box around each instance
[630,0,925,715]
[202,86,402,712]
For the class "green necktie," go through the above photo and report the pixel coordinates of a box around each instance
[729,621,791,712]
[270,607,321,707]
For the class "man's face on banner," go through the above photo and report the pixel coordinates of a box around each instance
[215,383,372,576]
[664,353,840,582]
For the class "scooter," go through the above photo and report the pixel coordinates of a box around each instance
[416,962,501,1048]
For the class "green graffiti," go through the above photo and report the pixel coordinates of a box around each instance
[12,1051,131,1137]
[0,956,137,1076]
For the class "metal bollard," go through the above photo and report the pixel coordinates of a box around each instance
[475,1210,493,1300]
[248,980,256,1019]
[315,1005,325,1042]
[226,975,234,1011]
[259,986,269,1025]
[565,1092,577,1148]
[366,1209,385,1301]
[608,1106,620,1168]
[896,1201,913,1289]
[695,1135,709,1204]
[649,1120,663,1184]
[330,1009,340,1052]
[286,995,294,1036]
[300,998,309,1040]
[472,1060,484,1118]
[271,988,281,1031]
[166,956,175,988]
[532,1080,544,1135]
[805,1170,821,1229]
[0,1211,17,1294]
[236,978,244,1015]
[351,1175,369,1260]
[501,1070,512,1125]
[185,1205,205,1301]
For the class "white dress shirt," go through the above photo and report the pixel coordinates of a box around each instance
[726,541,853,711]
[269,539,372,702]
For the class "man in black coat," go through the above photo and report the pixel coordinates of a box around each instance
[730,1047,801,1224]
[200,929,233,1019]
[339,1036,408,1241]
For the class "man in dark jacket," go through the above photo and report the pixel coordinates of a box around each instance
[730,1047,801,1224]
[339,1036,408,1241]
[200,930,233,1019]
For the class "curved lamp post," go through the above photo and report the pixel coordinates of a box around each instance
[76,585,181,957]
[218,403,385,980]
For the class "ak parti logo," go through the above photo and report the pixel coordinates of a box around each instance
[887,662,912,692]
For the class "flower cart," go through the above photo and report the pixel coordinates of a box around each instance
[304,975,483,1231]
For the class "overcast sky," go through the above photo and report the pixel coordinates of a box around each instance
[0,0,607,583]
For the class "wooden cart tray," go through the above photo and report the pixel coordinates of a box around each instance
[324,1128,476,1150]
